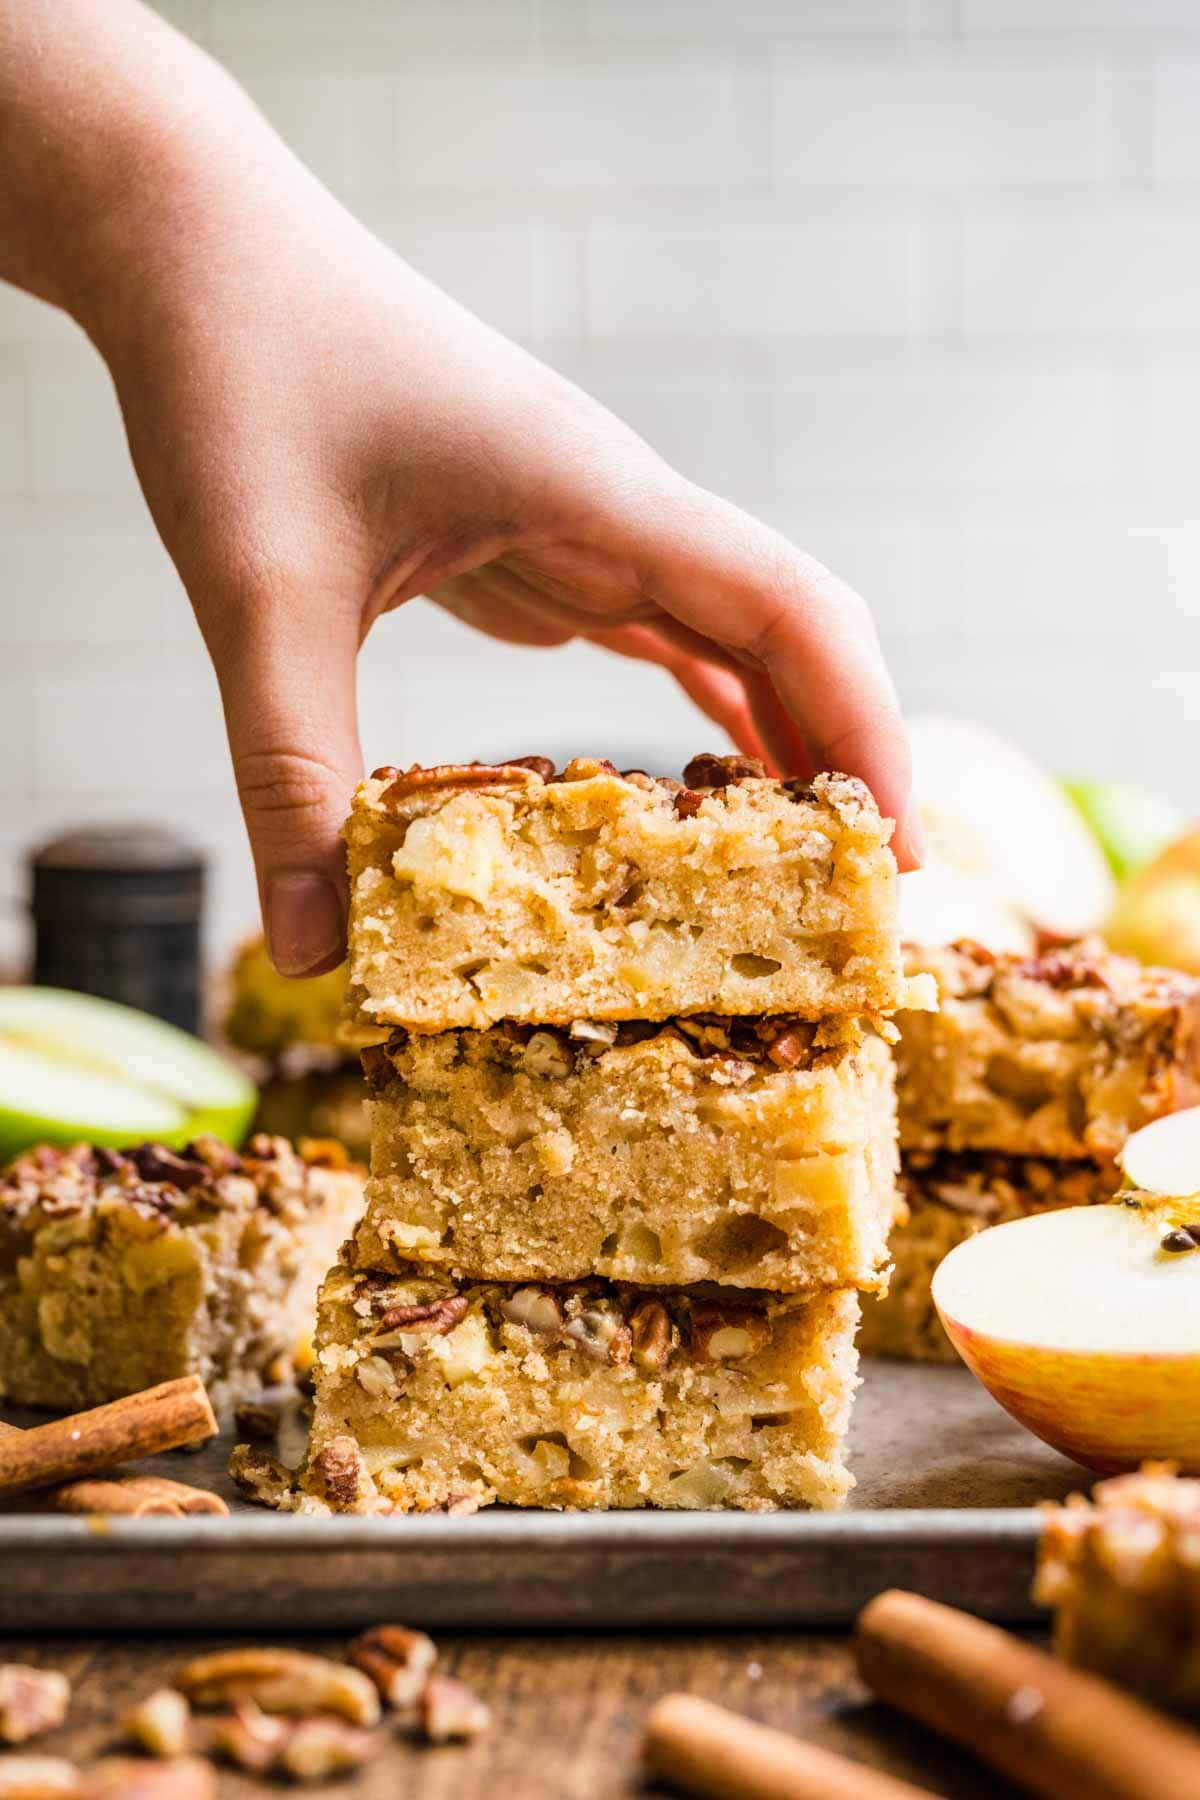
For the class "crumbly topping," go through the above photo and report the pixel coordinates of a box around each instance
[910,936,1200,1013]
[0,1133,359,1242]
[363,1012,865,1091]
[902,1151,1115,1222]
[367,753,874,825]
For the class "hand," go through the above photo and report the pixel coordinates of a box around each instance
[64,30,918,977]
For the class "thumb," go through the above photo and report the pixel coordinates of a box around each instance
[208,596,363,977]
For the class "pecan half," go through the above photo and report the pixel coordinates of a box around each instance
[347,1625,437,1710]
[505,755,556,779]
[176,1649,380,1728]
[689,1303,771,1362]
[417,1675,492,1744]
[124,1689,190,1759]
[0,1667,70,1745]
[380,762,539,809]
[375,1297,469,1336]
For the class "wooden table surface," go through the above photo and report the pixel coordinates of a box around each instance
[1,1629,1027,1798]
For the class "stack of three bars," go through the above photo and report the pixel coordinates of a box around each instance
[301,754,929,1514]
[863,937,1200,1361]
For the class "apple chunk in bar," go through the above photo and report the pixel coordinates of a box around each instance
[344,754,932,1033]
[353,1014,898,1294]
[301,1263,859,1513]
[0,1135,364,1416]
[897,939,1200,1164]
[859,1151,1116,1363]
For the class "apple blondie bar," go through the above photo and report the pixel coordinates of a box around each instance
[352,1014,898,1294]
[1035,1467,1200,1714]
[223,935,350,1061]
[345,755,931,1033]
[0,1135,364,1416]
[301,1262,859,1513]
[860,1152,1116,1361]
[897,940,1200,1163]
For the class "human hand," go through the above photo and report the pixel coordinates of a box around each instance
[64,25,918,977]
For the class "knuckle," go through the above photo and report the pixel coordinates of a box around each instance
[234,748,348,825]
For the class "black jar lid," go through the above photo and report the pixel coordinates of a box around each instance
[32,825,204,927]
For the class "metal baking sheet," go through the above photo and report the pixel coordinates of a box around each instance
[0,1362,1086,1633]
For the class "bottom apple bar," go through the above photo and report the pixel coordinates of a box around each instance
[860,1152,1117,1363]
[301,1263,860,1512]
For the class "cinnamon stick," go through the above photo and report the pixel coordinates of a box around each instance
[46,1476,227,1517]
[643,1694,939,1800]
[855,1589,1200,1800]
[0,1378,216,1497]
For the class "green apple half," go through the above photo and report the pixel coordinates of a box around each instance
[0,987,257,1160]
[1063,779,1183,883]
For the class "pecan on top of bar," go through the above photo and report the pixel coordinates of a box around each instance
[0,1132,359,1242]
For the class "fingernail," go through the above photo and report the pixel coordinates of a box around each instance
[265,872,345,976]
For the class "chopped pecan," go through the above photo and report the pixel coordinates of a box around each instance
[689,1302,771,1362]
[764,1025,811,1069]
[0,1667,70,1745]
[124,1689,190,1759]
[500,1287,564,1336]
[87,1759,215,1799]
[359,1041,396,1089]
[228,1445,294,1511]
[126,1146,212,1191]
[277,1716,375,1782]
[0,1757,84,1797]
[629,1301,673,1373]
[682,752,765,789]
[206,1704,288,1775]
[307,1439,373,1514]
[564,1306,632,1366]
[347,1625,437,1710]
[176,1649,380,1727]
[673,789,704,819]
[375,1297,469,1336]
[417,1675,492,1744]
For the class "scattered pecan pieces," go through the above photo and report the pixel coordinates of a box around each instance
[124,1689,190,1759]
[0,1666,70,1745]
[504,755,555,779]
[176,1648,380,1728]
[348,1625,437,1710]
[126,1146,212,1191]
[564,1305,631,1366]
[228,1445,295,1511]
[417,1675,492,1744]
[209,1705,372,1784]
[673,789,704,819]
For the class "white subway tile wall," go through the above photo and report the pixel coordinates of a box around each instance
[2,0,1199,970]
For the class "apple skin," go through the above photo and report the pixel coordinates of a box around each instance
[1063,779,1183,883]
[938,1316,1200,1474]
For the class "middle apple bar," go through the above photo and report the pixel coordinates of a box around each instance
[351,1012,899,1294]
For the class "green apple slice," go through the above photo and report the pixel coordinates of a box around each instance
[1063,779,1184,883]
[0,987,257,1160]
[1121,1107,1200,1199]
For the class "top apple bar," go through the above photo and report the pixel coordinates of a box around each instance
[344,753,931,1033]
[897,938,1200,1164]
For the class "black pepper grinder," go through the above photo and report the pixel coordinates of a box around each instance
[31,825,206,1035]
